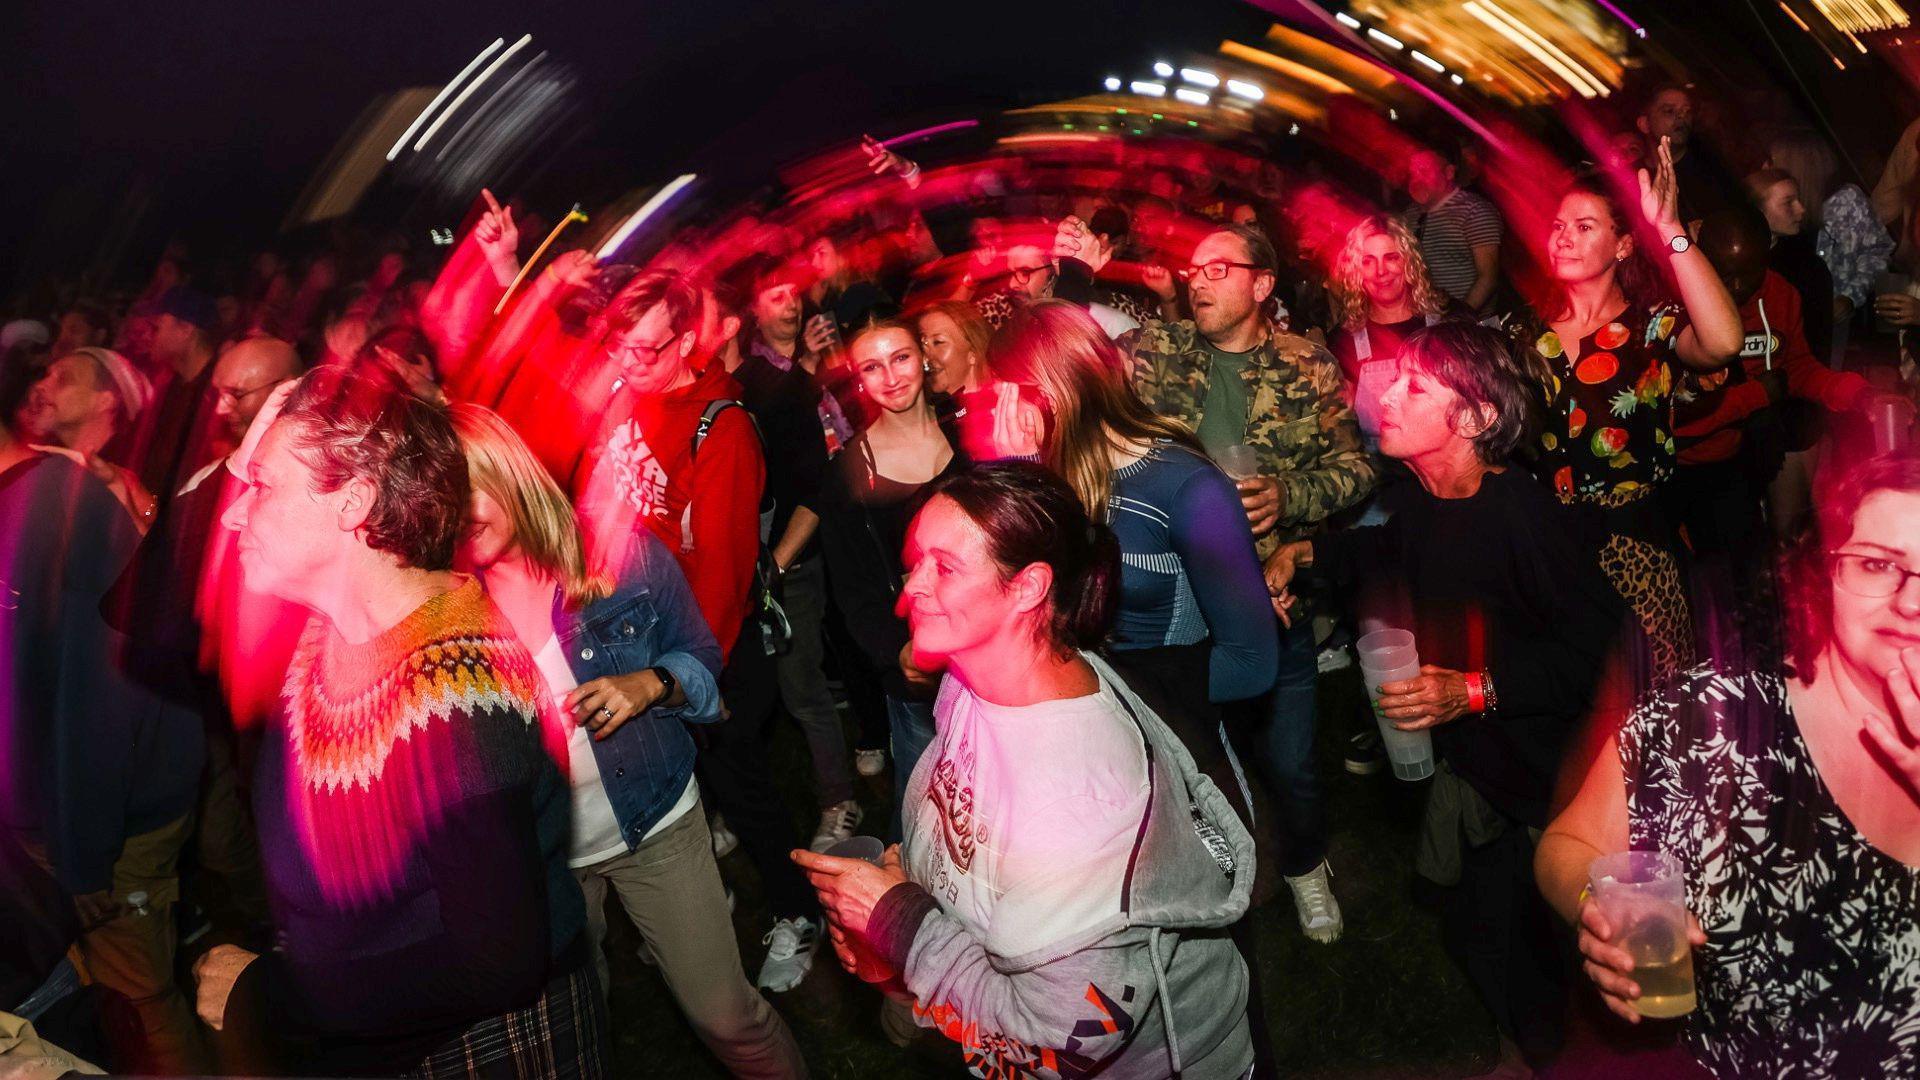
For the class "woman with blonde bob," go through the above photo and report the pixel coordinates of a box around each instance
[991,300,1275,817]
[450,404,809,1079]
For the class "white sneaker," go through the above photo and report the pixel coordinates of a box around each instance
[710,814,739,859]
[1284,860,1344,944]
[1316,644,1354,674]
[756,916,819,992]
[855,748,887,777]
[810,799,865,852]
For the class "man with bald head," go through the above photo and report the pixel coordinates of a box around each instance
[189,335,303,488]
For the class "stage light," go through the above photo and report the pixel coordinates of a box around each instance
[1411,50,1446,73]
[1180,67,1220,87]
[596,173,696,259]
[414,33,533,153]
[1336,12,1363,30]
[1368,28,1406,50]
[1153,61,1175,77]
[1104,76,1122,91]
[1226,79,1264,100]
[1131,80,1167,96]
[1174,88,1210,105]
[387,37,503,161]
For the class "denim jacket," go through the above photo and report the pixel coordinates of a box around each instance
[551,528,724,849]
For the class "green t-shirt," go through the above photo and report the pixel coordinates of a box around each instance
[1194,342,1253,455]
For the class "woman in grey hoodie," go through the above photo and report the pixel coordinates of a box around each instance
[794,462,1256,1079]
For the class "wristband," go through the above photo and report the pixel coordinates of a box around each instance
[1465,671,1487,713]
[1482,670,1499,712]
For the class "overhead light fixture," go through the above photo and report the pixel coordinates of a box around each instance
[1174,88,1210,105]
[1131,80,1167,97]
[1367,27,1405,50]
[1153,61,1175,77]
[1411,50,1446,73]
[1225,79,1264,101]
[1180,67,1220,87]
[1335,12,1363,29]
[1104,76,1122,91]
[1450,72,1466,85]
[1289,122,1301,135]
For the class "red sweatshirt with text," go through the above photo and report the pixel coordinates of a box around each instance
[1673,271,1870,465]
[574,364,767,654]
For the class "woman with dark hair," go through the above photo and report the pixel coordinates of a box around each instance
[1515,141,1742,684]
[1265,321,1627,1074]
[193,366,599,1078]
[795,462,1257,1080]
[1539,449,1920,1078]
[992,300,1274,818]
[816,319,967,823]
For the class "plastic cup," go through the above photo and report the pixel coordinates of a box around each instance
[824,835,886,866]
[1216,443,1261,482]
[1587,851,1697,1018]
[1871,399,1912,455]
[1355,628,1435,781]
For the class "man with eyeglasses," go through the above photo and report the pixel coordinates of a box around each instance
[1119,222,1375,947]
[576,269,828,995]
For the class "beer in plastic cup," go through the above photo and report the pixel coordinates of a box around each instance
[1354,628,1435,781]
[821,836,900,988]
[1216,443,1261,482]
[1588,850,1697,1019]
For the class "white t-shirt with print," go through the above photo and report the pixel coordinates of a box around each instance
[901,673,1150,960]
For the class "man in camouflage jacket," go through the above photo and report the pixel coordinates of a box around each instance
[1117,222,1374,949]
[1123,319,1374,555]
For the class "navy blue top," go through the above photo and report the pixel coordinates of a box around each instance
[1107,441,1278,702]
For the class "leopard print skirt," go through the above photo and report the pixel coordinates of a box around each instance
[1599,532,1695,683]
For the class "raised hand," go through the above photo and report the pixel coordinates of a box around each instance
[1637,135,1682,236]
[475,188,520,271]
[1052,215,1110,274]
[862,135,921,188]
[1141,263,1177,302]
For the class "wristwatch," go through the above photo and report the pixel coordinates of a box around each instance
[1666,233,1692,255]
[649,665,678,703]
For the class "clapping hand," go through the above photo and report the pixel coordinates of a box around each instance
[1052,215,1110,274]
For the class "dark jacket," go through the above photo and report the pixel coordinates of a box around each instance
[553,527,725,848]
[0,455,203,895]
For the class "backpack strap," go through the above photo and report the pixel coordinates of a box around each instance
[684,399,746,553]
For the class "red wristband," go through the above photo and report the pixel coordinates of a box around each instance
[1465,672,1487,713]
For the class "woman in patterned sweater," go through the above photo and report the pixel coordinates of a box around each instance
[1539,450,1920,1078]
[192,366,599,1078]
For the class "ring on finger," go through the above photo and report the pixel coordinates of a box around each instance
[599,707,612,719]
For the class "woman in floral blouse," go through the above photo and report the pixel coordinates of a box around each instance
[1538,450,1920,1079]
[1516,139,1742,682]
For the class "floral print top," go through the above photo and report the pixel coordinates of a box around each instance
[1621,666,1920,1079]
[1526,304,1682,506]
[1816,183,1894,308]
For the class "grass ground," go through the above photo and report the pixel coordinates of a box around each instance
[603,662,1503,1078]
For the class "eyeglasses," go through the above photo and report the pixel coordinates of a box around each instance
[608,335,677,366]
[213,379,279,407]
[1008,264,1053,284]
[1177,261,1262,283]
[1830,552,1920,598]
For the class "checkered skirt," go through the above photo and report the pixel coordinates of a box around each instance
[407,965,607,1079]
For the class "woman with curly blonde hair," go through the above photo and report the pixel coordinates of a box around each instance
[1327,214,1458,444]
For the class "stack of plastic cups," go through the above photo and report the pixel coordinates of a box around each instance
[1355,628,1435,781]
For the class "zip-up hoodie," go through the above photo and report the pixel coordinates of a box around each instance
[867,653,1255,1079]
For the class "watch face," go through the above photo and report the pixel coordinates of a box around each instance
[1670,234,1691,253]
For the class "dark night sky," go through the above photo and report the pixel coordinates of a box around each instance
[0,0,1271,294]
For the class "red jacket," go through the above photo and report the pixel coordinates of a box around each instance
[1673,271,1869,465]
[574,364,767,654]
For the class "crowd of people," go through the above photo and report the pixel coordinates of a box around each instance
[3,73,1919,1080]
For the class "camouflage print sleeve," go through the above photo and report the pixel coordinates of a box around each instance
[1274,342,1376,529]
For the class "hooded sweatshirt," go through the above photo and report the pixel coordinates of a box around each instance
[868,653,1254,1079]
[573,364,767,654]
[1673,270,1870,465]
